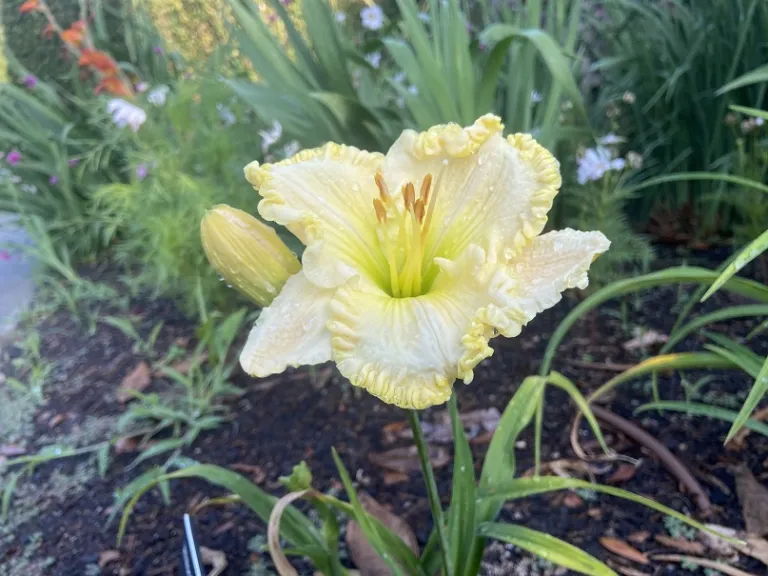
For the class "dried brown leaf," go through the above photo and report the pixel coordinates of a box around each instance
[230,463,267,484]
[606,463,638,484]
[346,492,419,576]
[98,550,121,568]
[169,352,208,375]
[563,492,584,509]
[734,464,768,536]
[0,444,26,457]
[114,436,138,454]
[368,445,450,474]
[622,329,668,351]
[727,407,768,451]
[654,534,706,555]
[200,546,228,576]
[382,471,409,486]
[599,536,649,564]
[628,531,650,544]
[117,361,151,403]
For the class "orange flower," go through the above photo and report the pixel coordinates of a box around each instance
[79,49,118,74]
[41,23,56,38]
[60,28,84,47]
[19,0,39,13]
[95,76,132,97]
[71,20,87,32]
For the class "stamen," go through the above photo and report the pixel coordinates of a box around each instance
[374,172,389,202]
[419,173,433,204]
[373,198,387,223]
[403,182,416,211]
[413,199,425,223]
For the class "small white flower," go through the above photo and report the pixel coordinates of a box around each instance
[360,4,384,30]
[577,146,625,185]
[283,140,301,158]
[626,151,643,170]
[216,103,236,126]
[622,91,636,104]
[561,100,574,111]
[135,81,149,93]
[365,51,382,69]
[418,11,430,23]
[107,99,147,132]
[531,90,543,103]
[147,85,170,106]
[598,133,625,146]
[407,84,418,96]
[393,71,406,84]
[334,11,346,23]
[755,117,765,127]
[260,120,283,153]
[741,119,754,134]
[10,175,21,184]
[395,96,405,109]
[20,183,38,194]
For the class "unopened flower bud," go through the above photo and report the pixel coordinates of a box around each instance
[201,204,300,307]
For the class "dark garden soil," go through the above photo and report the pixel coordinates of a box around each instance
[2,247,768,576]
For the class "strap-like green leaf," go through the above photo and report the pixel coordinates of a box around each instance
[477,523,616,576]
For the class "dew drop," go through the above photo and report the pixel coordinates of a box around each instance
[352,183,360,192]
[478,158,484,166]
[226,283,232,288]
[460,465,466,472]
[442,159,449,165]
[218,276,225,282]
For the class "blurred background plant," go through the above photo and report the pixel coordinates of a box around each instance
[584,0,768,242]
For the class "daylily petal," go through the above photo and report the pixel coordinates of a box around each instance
[328,243,519,409]
[245,143,388,289]
[240,272,333,377]
[457,229,609,385]
[509,228,610,319]
[381,114,561,272]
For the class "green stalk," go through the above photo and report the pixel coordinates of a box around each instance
[408,409,453,576]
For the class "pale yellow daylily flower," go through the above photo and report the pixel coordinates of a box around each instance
[239,114,609,409]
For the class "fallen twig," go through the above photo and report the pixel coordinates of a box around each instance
[583,405,712,514]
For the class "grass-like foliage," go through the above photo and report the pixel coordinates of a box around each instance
[587,0,768,232]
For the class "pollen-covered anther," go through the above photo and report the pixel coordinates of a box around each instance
[374,172,389,202]
[419,173,433,204]
[403,182,416,210]
[414,199,425,223]
[373,197,387,223]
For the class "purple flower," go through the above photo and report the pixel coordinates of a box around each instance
[0,250,11,261]
[68,158,80,167]
[49,175,59,185]
[6,150,21,165]
[280,0,293,4]
[23,75,38,89]
[152,46,164,55]
[135,163,150,181]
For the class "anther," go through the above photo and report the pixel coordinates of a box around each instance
[403,182,416,211]
[420,173,433,204]
[413,199,425,223]
[373,198,387,223]
[374,172,389,202]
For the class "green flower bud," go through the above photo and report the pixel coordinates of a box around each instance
[201,204,300,307]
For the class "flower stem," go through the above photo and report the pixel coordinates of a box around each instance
[407,409,453,576]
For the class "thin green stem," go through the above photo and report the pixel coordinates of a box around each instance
[408,409,453,576]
